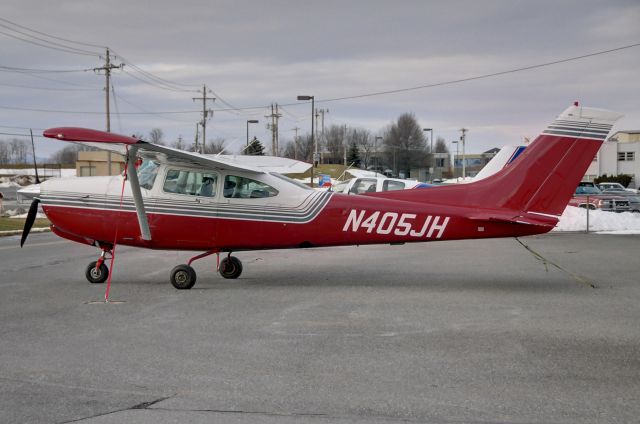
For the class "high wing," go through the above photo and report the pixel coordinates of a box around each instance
[43,127,311,174]
[43,127,312,241]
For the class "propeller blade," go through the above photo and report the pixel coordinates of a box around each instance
[20,198,41,248]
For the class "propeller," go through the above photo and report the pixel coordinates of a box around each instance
[20,198,40,248]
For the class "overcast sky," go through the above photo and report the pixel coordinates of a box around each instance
[2,0,639,158]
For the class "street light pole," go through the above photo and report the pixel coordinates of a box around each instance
[451,140,459,179]
[246,119,259,147]
[297,95,315,187]
[460,128,467,179]
[375,136,382,176]
[423,128,433,181]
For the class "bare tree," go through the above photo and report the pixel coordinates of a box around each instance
[282,140,296,159]
[350,128,373,168]
[148,128,165,145]
[435,137,449,153]
[325,125,346,163]
[296,134,314,162]
[0,140,10,164]
[9,139,29,164]
[203,137,226,154]
[382,113,427,177]
[172,136,185,150]
[49,144,92,165]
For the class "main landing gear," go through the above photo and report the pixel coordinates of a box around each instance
[168,250,243,290]
[84,247,243,290]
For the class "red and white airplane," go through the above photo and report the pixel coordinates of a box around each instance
[21,103,621,290]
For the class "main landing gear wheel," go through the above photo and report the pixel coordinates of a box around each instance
[170,264,197,290]
[85,261,109,284]
[219,256,243,279]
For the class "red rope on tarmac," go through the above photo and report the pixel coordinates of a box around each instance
[104,147,128,302]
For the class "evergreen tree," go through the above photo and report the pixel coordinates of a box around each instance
[246,137,265,155]
[347,141,361,167]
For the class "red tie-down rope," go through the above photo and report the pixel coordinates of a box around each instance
[104,146,129,302]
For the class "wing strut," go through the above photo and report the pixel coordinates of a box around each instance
[126,146,152,241]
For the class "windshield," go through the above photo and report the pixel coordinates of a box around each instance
[576,186,602,195]
[137,159,160,190]
[270,173,313,190]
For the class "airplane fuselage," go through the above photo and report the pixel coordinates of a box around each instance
[41,164,547,253]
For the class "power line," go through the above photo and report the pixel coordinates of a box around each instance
[120,68,194,93]
[0,82,100,92]
[0,17,106,49]
[317,42,640,104]
[0,124,46,131]
[0,105,200,115]
[111,91,196,123]
[110,49,200,92]
[0,28,100,57]
[9,71,98,88]
[0,65,94,73]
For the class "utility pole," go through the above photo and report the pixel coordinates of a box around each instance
[194,123,199,152]
[265,104,282,156]
[193,85,215,153]
[93,48,122,175]
[460,128,468,179]
[343,125,348,166]
[315,108,328,164]
[291,127,300,160]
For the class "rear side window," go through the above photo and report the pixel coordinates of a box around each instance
[163,169,218,197]
[382,180,405,191]
[350,178,377,194]
[223,175,278,198]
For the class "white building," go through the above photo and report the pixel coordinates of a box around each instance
[585,131,640,188]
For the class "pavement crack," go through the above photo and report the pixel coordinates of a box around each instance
[130,394,175,409]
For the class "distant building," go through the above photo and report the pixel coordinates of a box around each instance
[585,131,640,188]
[76,151,125,176]
[452,148,499,178]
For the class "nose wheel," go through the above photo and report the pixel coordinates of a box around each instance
[85,248,111,284]
[85,261,109,284]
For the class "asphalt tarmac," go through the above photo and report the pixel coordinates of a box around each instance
[1,232,639,423]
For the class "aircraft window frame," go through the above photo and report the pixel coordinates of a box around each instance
[333,181,349,193]
[223,175,279,199]
[162,168,219,198]
[137,159,160,190]
[350,178,377,194]
[270,172,313,190]
[382,180,405,191]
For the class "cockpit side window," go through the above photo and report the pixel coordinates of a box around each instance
[223,175,278,199]
[163,169,218,197]
[137,159,160,190]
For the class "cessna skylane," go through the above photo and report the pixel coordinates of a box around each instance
[21,103,621,290]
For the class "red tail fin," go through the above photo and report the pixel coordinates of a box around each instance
[371,104,623,217]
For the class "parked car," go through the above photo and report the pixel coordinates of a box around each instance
[568,182,630,212]
[597,182,636,194]
[628,196,640,213]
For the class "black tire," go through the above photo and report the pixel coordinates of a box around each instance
[170,264,197,290]
[86,261,109,284]
[219,256,243,279]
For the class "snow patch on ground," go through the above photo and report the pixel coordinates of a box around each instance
[553,206,640,233]
[0,181,21,188]
[9,212,46,219]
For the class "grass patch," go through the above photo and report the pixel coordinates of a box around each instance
[287,164,353,180]
[0,218,50,232]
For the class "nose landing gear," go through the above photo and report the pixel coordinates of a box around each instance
[85,249,110,284]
